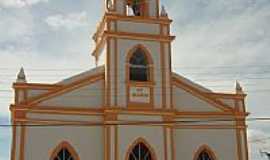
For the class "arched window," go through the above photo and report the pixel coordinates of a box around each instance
[53,148,74,160]
[194,145,216,160]
[128,142,152,160]
[129,48,150,82]
[50,142,79,160]
[197,150,213,160]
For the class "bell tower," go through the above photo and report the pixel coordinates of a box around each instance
[92,0,175,109]
[105,0,160,17]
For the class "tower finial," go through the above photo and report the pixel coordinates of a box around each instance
[16,67,27,83]
[235,80,244,94]
[160,5,168,17]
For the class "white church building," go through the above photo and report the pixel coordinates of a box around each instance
[10,0,249,160]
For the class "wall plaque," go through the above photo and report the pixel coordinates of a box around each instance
[129,86,150,103]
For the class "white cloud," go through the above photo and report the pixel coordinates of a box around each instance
[0,8,35,51]
[0,46,95,118]
[248,129,270,160]
[0,0,48,8]
[45,12,88,30]
[248,129,269,141]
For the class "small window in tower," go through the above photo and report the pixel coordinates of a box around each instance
[126,0,147,16]
[129,48,149,82]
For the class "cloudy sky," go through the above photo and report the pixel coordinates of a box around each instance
[0,0,270,159]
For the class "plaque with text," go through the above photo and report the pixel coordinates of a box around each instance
[129,86,150,103]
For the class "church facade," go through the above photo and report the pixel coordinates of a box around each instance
[10,0,249,160]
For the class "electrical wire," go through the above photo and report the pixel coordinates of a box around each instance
[0,117,269,127]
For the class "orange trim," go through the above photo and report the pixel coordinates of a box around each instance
[236,128,243,160]
[125,137,157,160]
[175,111,248,118]
[114,125,118,160]
[114,33,118,106]
[104,113,117,160]
[11,124,16,160]
[170,127,175,160]
[103,125,106,160]
[169,43,173,109]
[173,77,234,112]
[105,31,175,42]
[206,92,246,100]
[243,127,249,160]
[163,126,168,160]
[242,101,249,160]
[112,19,118,107]
[105,126,111,160]
[105,107,175,116]
[19,125,25,160]
[127,81,155,86]
[161,41,166,108]
[13,118,247,129]
[27,73,104,106]
[15,90,19,104]
[236,118,243,160]
[193,145,217,160]
[175,125,245,129]
[50,141,80,160]
[13,83,62,90]
[11,104,249,117]
[11,105,104,115]
[105,13,172,24]
[106,37,112,107]
[92,12,173,58]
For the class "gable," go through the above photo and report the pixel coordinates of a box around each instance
[26,67,105,108]
[37,80,104,108]
[173,85,221,112]
[172,73,233,112]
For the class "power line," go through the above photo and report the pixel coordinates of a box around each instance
[0,117,269,128]
[0,66,270,71]
[250,137,270,143]
[1,63,270,71]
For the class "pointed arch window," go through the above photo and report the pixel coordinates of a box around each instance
[194,145,217,160]
[128,142,152,160]
[53,148,74,160]
[129,48,150,82]
[50,142,79,160]
[197,151,213,160]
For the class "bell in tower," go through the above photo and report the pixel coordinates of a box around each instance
[105,0,159,17]
[127,0,147,16]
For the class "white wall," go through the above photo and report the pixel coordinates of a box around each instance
[174,129,238,160]
[117,21,160,35]
[24,125,103,160]
[118,125,164,160]
[173,85,221,112]
[38,80,104,108]
[117,114,164,160]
